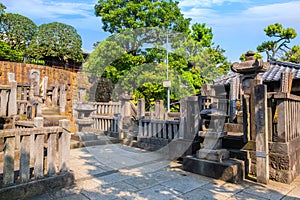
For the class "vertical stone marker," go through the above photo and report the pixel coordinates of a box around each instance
[8,81,17,116]
[255,84,269,184]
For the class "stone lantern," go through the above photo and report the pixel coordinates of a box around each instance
[74,102,96,132]
[197,103,228,162]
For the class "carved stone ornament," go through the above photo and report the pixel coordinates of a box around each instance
[231,51,270,74]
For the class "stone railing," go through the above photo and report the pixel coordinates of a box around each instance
[91,114,121,134]
[138,118,182,140]
[91,101,121,116]
[0,120,70,187]
[269,92,300,142]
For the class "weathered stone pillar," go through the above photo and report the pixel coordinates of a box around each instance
[59,119,70,172]
[59,84,66,114]
[34,117,44,179]
[179,97,188,138]
[155,100,164,119]
[41,76,48,100]
[3,136,15,185]
[250,78,262,141]
[52,81,59,106]
[186,96,199,140]
[0,89,8,116]
[137,98,145,120]
[32,117,43,165]
[255,84,269,184]
[8,81,17,116]
[120,94,131,126]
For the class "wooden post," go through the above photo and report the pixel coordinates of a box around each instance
[59,119,70,172]
[277,99,288,142]
[255,84,269,184]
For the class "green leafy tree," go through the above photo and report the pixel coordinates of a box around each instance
[0,3,6,15]
[27,22,84,66]
[0,41,23,62]
[190,23,213,47]
[0,13,37,52]
[95,0,190,34]
[257,23,297,60]
[281,45,300,63]
[89,1,229,108]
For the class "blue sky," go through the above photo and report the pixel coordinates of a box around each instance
[2,0,300,62]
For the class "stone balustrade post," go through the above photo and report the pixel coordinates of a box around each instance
[137,98,145,120]
[59,119,70,172]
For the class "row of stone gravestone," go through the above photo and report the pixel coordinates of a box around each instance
[0,70,68,119]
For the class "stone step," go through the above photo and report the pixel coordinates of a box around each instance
[42,115,67,121]
[72,132,106,141]
[70,136,120,149]
[42,107,60,115]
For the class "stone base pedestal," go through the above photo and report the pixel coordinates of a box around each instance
[183,156,244,183]
[197,148,229,162]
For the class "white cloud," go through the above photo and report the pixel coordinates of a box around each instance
[181,1,300,27]
[179,0,245,8]
[2,0,101,31]
[242,1,300,21]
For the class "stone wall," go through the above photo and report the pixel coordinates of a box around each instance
[241,139,300,184]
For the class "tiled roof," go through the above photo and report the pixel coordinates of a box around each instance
[213,60,300,86]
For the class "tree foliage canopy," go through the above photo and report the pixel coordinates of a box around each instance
[257,23,297,60]
[281,45,300,63]
[95,0,190,34]
[89,0,230,108]
[0,3,6,15]
[27,22,84,65]
[0,13,37,52]
[0,40,23,62]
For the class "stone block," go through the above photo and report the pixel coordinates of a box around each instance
[183,156,243,183]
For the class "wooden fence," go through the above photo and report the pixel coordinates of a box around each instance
[268,92,300,142]
[0,120,70,187]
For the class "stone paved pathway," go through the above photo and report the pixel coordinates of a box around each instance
[27,144,300,200]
